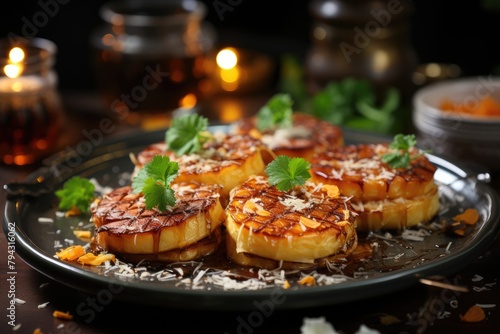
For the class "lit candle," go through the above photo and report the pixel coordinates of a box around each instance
[0,38,63,166]
[216,47,240,92]
[0,75,45,93]
[0,46,44,93]
[207,46,274,95]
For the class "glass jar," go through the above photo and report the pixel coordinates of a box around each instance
[90,0,216,128]
[0,37,64,166]
[305,0,418,103]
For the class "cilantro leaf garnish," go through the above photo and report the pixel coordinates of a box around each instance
[265,155,311,191]
[381,134,418,168]
[165,113,210,156]
[256,93,293,131]
[132,155,179,212]
[55,176,95,213]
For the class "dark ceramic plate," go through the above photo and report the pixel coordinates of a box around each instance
[4,127,500,311]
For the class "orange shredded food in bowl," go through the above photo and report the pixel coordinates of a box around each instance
[440,96,500,116]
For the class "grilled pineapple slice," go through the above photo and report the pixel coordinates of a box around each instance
[91,182,226,263]
[310,143,439,230]
[133,133,270,206]
[232,113,344,161]
[225,175,358,269]
[109,229,222,264]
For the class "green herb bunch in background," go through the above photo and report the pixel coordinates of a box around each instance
[279,54,403,135]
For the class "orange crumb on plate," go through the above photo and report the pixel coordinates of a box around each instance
[460,305,486,323]
[73,230,92,242]
[453,208,479,225]
[55,245,86,261]
[299,276,316,286]
[65,205,82,217]
[77,253,116,266]
[53,310,73,320]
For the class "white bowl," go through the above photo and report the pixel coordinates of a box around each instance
[412,76,500,172]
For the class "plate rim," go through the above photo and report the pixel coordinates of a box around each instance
[4,127,500,311]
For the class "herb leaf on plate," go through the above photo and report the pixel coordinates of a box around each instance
[55,176,95,213]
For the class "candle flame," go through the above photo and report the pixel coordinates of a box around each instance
[4,47,25,78]
[220,67,239,83]
[4,64,23,78]
[216,48,238,70]
[9,47,25,63]
[216,48,240,91]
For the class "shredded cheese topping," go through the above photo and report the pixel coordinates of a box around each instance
[261,126,311,149]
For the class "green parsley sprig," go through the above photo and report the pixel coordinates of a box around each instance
[265,155,311,191]
[165,113,211,156]
[381,134,418,168]
[55,176,95,213]
[256,93,294,131]
[132,155,179,212]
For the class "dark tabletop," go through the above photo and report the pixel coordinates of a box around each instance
[1,92,500,334]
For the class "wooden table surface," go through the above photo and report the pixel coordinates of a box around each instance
[1,93,500,334]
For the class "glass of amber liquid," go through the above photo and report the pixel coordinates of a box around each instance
[90,0,216,129]
[0,37,64,166]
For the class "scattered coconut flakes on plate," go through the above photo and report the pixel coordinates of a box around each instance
[300,317,381,334]
[476,303,496,308]
[38,301,50,309]
[300,317,338,334]
[38,217,54,223]
[401,228,429,241]
[355,324,381,334]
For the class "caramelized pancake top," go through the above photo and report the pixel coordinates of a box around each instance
[92,183,223,234]
[135,133,266,175]
[234,113,343,158]
[310,143,437,201]
[226,175,357,238]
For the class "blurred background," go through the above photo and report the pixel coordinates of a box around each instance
[1,0,500,165]
[1,0,498,91]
